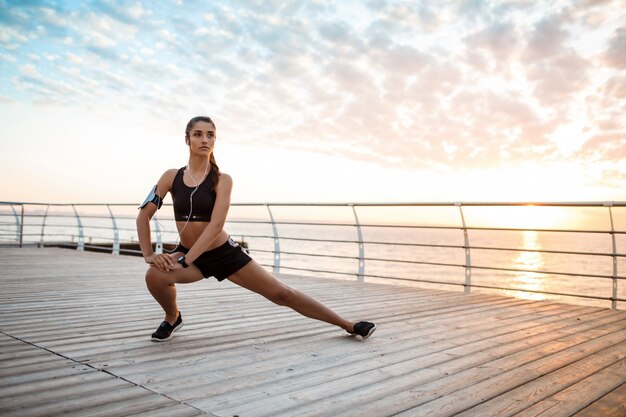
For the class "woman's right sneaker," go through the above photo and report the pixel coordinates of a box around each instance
[349,321,377,339]
[151,312,183,342]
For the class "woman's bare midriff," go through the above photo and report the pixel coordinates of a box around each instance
[177,221,228,250]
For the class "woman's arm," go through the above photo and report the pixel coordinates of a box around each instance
[136,169,177,271]
[184,173,233,264]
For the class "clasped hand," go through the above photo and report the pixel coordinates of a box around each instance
[145,253,183,272]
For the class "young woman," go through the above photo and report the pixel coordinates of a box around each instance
[136,116,377,342]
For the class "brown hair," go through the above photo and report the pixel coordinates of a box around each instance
[185,116,220,190]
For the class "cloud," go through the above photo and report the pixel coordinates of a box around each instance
[523,15,569,61]
[374,2,442,33]
[579,133,626,161]
[527,51,590,105]
[90,0,148,25]
[604,26,626,68]
[603,75,626,99]
[0,0,624,184]
[0,25,28,45]
[465,22,519,64]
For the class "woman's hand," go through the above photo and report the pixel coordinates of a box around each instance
[145,253,176,272]
[168,254,184,270]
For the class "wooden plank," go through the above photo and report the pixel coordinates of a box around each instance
[3,387,175,417]
[120,404,211,417]
[512,359,626,417]
[391,332,626,417]
[0,317,203,417]
[0,375,129,414]
[574,382,626,417]
[434,345,626,416]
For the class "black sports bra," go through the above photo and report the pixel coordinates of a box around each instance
[170,166,216,222]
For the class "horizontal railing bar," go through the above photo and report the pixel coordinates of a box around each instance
[252,249,362,262]
[468,264,625,280]
[261,219,624,234]
[273,235,461,250]
[467,226,621,234]
[358,273,625,302]
[355,272,466,287]
[265,236,361,244]
[228,234,273,240]
[240,235,626,258]
[256,248,467,269]
[465,283,624,302]
[468,245,625,258]
[364,240,626,258]
[234,202,626,207]
[3,201,626,207]
[259,264,357,277]
[3,212,625,235]
[270,220,461,229]
[9,233,73,238]
[227,219,273,225]
[363,224,623,234]
[245,235,626,259]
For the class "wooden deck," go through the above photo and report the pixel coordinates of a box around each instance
[1,247,625,417]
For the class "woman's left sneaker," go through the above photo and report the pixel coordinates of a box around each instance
[151,312,183,342]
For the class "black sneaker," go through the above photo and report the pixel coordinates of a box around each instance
[349,321,377,339]
[151,312,183,342]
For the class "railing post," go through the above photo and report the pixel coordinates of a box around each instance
[40,205,50,248]
[71,205,84,251]
[606,202,618,309]
[152,217,163,254]
[19,205,24,248]
[456,202,471,293]
[266,204,280,273]
[9,205,20,244]
[351,204,365,283]
[107,205,120,255]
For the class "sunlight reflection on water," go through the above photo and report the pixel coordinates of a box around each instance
[506,230,548,301]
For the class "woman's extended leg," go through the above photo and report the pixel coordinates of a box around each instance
[227,259,355,332]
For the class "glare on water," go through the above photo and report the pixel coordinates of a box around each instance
[507,230,548,301]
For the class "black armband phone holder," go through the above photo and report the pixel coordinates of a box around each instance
[138,185,163,209]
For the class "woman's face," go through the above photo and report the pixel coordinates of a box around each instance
[187,121,216,155]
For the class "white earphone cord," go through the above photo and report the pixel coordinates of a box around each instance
[158,161,210,254]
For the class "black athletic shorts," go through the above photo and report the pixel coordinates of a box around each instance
[174,236,252,281]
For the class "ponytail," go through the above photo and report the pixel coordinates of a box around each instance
[209,152,220,191]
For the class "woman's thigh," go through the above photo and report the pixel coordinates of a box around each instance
[227,260,289,297]
[147,252,205,284]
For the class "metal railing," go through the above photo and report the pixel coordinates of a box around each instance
[1,201,624,309]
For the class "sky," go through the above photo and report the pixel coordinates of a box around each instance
[0,0,625,206]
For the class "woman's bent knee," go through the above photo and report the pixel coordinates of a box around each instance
[145,266,167,286]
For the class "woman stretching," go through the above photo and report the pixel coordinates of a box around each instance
[136,116,377,342]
